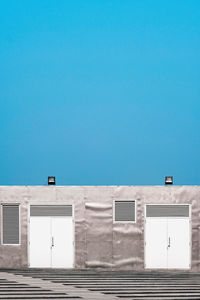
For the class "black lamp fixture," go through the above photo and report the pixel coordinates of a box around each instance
[165,176,173,185]
[48,176,56,185]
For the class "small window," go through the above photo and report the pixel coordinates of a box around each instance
[2,205,20,245]
[114,200,136,222]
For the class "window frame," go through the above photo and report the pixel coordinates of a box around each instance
[1,204,21,246]
[113,200,137,223]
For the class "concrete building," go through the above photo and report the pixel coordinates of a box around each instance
[0,184,199,271]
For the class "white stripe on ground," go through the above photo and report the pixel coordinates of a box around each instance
[0,272,119,300]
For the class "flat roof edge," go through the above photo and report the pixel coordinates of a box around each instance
[0,185,199,187]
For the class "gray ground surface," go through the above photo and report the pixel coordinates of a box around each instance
[0,269,200,299]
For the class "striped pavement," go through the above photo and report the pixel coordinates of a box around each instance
[1,269,200,299]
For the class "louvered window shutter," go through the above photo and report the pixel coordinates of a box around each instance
[146,205,189,217]
[2,205,19,244]
[30,205,73,217]
[115,201,136,222]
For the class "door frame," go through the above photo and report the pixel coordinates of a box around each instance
[144,203,192,270]
[28,203,75,268]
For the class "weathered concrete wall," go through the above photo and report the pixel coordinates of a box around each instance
[0,185,199,271]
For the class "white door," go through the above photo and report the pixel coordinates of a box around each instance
[51,217,74,268]
[145,218,168,269]
[30,216,74,268]
[30,217,52,268]
[167,218,190,269]
[145,215,190,269]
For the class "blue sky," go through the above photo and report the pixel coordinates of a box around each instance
[0,1,199,185]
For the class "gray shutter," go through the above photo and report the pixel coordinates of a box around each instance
[30,205,73,217]
[2,205,19,244]
[115,201,136,222]
[146,205,189,217]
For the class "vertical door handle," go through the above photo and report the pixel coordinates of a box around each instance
[167,237,170,249]
[51,237,54,248]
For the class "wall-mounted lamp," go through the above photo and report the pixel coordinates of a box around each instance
[48,176,56,185]
[165,176,173,185]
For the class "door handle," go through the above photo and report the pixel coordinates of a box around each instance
[51,237,54,248]
[167,237,170,249]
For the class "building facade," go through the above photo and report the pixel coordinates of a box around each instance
[0,185,199,271]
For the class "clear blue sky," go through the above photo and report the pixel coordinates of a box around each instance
[0,1,199,185]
